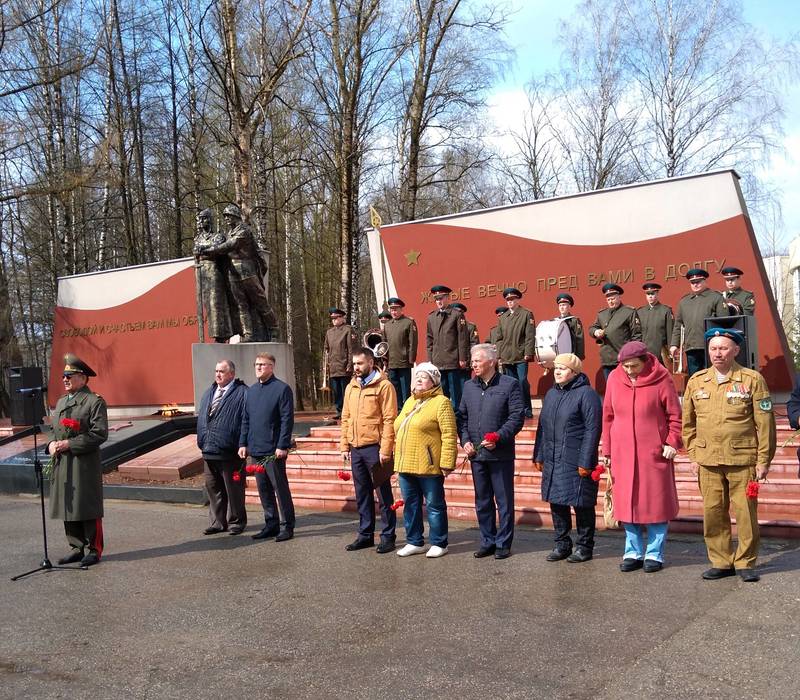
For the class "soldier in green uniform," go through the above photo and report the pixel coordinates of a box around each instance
[589,283,642,379]
[669,268,728,377]
[47,354,109,567]
[637,282,673,364]
[720,266,755,316]
[682,328,776,583]
[555,293,585,360]
[449,302,479,348]
[381,297,418,406]
[485,306,507,370]
[324,307,358,419]
[426,284,470,410]
[495,287,535,419]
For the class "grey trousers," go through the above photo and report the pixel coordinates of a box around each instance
[204,458,247,531]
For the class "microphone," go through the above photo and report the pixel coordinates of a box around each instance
[17,386,47,394]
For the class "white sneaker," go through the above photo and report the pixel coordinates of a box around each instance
[397,544,426,557]
[426,545,448,558]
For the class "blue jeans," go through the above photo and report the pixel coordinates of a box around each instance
[503,362,532,417]
[440,369,465,411]
[350,444,396,540]
[388,368,412,407]
[398,473,448,547]
[622,522,669,562]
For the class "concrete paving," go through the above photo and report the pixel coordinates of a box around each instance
[1,494,798,700]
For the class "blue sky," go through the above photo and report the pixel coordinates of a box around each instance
[490,0,800,250]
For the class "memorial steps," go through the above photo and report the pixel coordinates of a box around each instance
[245,417,800,539]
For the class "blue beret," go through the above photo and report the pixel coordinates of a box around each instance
[704,327,744,345]
[556,293,575,305]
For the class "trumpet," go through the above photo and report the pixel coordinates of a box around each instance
[320,350,331,393]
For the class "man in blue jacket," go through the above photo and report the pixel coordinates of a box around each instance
[457,343,525,559]
[197,360,248,535]
[239,353,295,541]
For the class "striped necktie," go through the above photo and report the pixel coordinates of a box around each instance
[209,387,224,416]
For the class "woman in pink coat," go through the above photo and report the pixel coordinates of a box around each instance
[602,341,682,573]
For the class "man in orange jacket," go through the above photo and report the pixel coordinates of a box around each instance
[339,346,398,553]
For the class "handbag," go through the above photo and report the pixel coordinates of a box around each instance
[603,467,619,529]
[370,455,394,488]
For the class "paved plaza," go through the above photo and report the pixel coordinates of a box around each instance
[1,494,798,699]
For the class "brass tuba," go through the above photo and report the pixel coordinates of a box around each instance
[363,329,389,360]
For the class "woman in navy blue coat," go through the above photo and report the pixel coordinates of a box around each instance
[533,353,602,563]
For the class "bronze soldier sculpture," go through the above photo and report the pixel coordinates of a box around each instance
[196,204,278,342]
[194,209,241,342]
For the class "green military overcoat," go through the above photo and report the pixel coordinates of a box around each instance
[49,385,109,521]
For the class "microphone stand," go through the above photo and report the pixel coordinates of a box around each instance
[10,391,86,580]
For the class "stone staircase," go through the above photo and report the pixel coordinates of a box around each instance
[245,415,800,538]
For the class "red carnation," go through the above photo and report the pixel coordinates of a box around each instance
[390,499,404,512]
[232,471,241,482]
[483,432,500,444]
[60,417,80,432]
[746,480,760,500]
[591,466,605,482]
[337,470,351,481]
[245,464,256,474]
[256,465,266,474]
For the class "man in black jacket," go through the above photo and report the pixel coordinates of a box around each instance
[197,360,248,535]
[239,353,296,541]
[457,343,525,560]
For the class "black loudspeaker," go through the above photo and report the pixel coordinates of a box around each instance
[703,315,758,370]
[8,366,45,426]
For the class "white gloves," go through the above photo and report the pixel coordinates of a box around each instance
[662,445,677,460]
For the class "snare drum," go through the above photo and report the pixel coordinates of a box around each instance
[536,318,573,368]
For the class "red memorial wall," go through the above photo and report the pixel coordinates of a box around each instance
[49,259,204,407]
[367,170,794,394]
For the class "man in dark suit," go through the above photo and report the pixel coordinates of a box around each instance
[48,354,109,567]
[239,352,296,542]
[197,359,248,535]
[457,343,525,560]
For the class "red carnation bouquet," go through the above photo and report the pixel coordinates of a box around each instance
[45,417,82,478]
[336,470,351,481]
[244,454,276,476]
[482,432,500,446]
[746,480,760,501]
[590,465,606,482]
[390,499,405,512]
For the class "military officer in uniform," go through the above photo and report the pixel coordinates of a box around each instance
[381,297,418,406]
[669,268,728,377]
[486,306,506,345]
[197,204,278,341]
[193,208,240,342]
[426,284,470,410]
[555,293,585,360]
[637,282,673,364]
[682,328,776,582]
[324,307,358,419]
[495,287,535,419]
[449,302,479,348]
[48,354,109,567]
[720,266,755,316]
[589,283,642,379]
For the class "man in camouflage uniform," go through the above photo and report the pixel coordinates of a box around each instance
[325,307,358,419]
[495,287,535,419]
[589,283,642,379]
[682,327,775,583]
[196,204,278,342]
[381,297,418,407]
[426,284,470,410]
[555,293,585,360]
[720,266,755,316]
[193,208,240,342]
[670,268,728,377]
[637,282,673,364]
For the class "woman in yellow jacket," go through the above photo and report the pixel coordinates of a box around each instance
[394,362,458,558]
